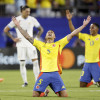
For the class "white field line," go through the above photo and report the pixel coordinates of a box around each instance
[0,90,32,92]
[69,90,100,92]
[0,90,100,93]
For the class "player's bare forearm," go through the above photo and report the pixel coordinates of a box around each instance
[68,20,75,32]
[36,26,44,38]
[71,25,85,36]
[4,26,21,42]
[67,25,85,41]
[17,25,34,44]
[4,26,15,41]
[66,10,75,32]
[5,31,15,40]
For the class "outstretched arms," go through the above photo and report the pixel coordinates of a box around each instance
[67,15,91,41]
[12,16,34,44]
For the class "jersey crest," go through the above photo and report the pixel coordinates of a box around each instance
[95,38,99,40]
[52,44,56,47]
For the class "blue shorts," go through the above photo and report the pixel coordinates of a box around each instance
[33,71,66,93]
[80,62,100,83]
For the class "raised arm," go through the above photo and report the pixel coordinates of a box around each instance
[66,10,75,32]
[67,16,91,41]
[12,16,34,44]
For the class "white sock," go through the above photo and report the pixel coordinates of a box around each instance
[33,60,40,81]
[20,61,27,83]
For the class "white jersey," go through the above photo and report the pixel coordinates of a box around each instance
[8,15,40,47]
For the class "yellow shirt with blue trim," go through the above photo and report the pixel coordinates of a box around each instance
[79,33,100,63]
[33,36,69,73]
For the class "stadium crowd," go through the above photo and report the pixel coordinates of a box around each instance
[0,0,100,17]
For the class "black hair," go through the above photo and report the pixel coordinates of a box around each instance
[93,23,100,29]
[20,5,30,12]
[48,30,54,33]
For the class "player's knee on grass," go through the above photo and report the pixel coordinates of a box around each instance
[33,91,40,97]
[58,90,68,97]
[80,81,88,87]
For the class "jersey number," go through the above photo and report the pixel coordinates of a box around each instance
[90,41,94,46]
[38,79,43,85]
[81,71,84,76]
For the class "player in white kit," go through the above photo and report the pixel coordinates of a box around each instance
[4,5,44,87]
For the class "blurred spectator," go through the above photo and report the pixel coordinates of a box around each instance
[0,0,6,16]
[0,0,16,16]
[97,0,100,14]
[15,0,26,15]
[78,0,97,16]
[0,0,99,17]
[73,38,85,48]
[5,0,16,16]
[52,0,60,17]
[26,0,37,16]
[37,0,53,17]
[66,0,70,7]
[52,0,65,17]
[69,0,75,7]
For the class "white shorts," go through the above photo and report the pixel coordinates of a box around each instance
[17,46,38,60]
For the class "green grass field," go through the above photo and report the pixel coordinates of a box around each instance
[0,69,100,100]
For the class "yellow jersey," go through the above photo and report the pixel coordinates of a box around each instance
[55,0,65,5]
[79,33,100,63]
[5,0,15,4]
[33,36,69,73]
[27,0,37,8]
[40,0,51,8]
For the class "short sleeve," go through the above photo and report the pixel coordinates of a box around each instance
[56,36,69,49]
[79,32,88,41]
[7,21,15,29]
[33,39,44,51]
[32,18,40,28]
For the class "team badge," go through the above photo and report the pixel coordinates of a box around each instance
[95,38,99,40]
[62,85,65,89]
[36,85,40,89]
[52,44,56,47]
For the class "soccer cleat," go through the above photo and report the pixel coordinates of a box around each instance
[40,93,45,97]
[86,81,93,87]
[22,83,28,87]
[96,83,99,87]
[44,89,49,97]
[40,89,50,97]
